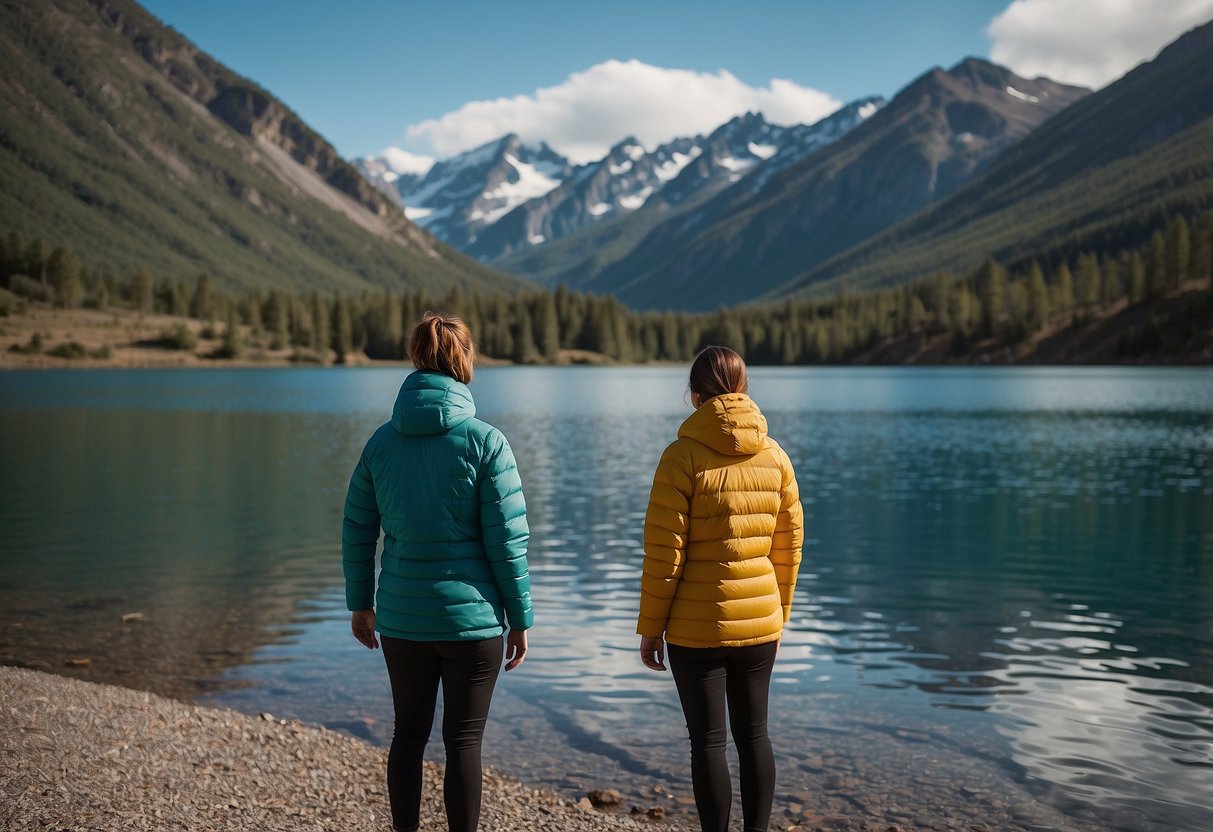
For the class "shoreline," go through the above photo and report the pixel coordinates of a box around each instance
[2,302,1209,371]
[1,667,691,832]
[0,666,973,832]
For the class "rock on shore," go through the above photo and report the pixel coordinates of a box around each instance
[0,667,676,832]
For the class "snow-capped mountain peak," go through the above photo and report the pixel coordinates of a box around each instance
[357,97,885,261]
[358,135,573,248]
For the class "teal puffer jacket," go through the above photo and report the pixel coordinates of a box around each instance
[342,371,532,640]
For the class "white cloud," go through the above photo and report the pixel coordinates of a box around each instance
[988,0,1213,89]
[379,147,434,176]
[402,59,841,164]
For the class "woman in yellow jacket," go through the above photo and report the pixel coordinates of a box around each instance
[638,346,804,832]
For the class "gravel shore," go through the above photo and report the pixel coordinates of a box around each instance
[0,667,680,832]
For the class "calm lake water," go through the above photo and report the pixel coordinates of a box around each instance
[1,367,1211,832]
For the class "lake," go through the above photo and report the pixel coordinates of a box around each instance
[1,366,1210,832]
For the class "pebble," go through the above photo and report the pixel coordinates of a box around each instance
[587,788,621,807]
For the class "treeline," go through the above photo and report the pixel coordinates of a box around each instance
[2,210,1211,364]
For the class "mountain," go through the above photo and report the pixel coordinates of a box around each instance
[359,135,572,251]
[495,99,885,287]
[583,59,1087,310]
[773,20,1213,297]
[463,133,702,261]
[0,0,516,294]
[355,148,435,209]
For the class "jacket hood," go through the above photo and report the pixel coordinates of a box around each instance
[678,393,768,455]
[391,371,476,436]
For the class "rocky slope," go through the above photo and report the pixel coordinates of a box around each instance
[0,0,516,294]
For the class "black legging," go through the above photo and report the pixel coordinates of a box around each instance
[381,635,503,832]
[667,640,778,832]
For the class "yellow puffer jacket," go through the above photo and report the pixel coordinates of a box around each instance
[637,393,804,648]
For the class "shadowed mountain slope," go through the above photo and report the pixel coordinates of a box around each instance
[0,0,521,294]
[773,19,1213,298]
[587,59,1086,310]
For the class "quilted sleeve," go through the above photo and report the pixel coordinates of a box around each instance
[637,441,694,638]
[770,447,804,623]
[341,443,381,612]
[479,429,533,631]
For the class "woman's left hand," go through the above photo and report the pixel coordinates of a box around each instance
[640,636,666,671]
[351,609,379,649]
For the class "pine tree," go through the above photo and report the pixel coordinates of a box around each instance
[1145,231,1166,297]
[1026,261,1049,331]
[976,258,1006,337]
[1191,214,1213,290]
[333,297,353,363]
[266,291,289,350]
[1076,254,1100,311]
[1166,214,1190,287]
[1100,253,1122,307]
[698,307,746,354]
[586,301,617,358]
[612,303,631,362]
[538,293,560,359]
[219,305,245,359]
[132,269,154,315]
[1128,252,1146,302]
[46,247,82,308]
[191,273,213,321]
[928,272,950,331]
[950,284,974,334]
[512,304,537,364]
[25,238,48,286]
[383,292,403,357]
[244,291,263,336]
[1054,263,1075,315]
[311,293,331,358]
[2,230,25,283]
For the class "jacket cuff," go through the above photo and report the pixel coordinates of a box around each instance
[506,609,533,631]
[636,617,666,638]
[346,595,374,612]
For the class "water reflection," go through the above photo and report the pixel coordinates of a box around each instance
[1,367,1211,831]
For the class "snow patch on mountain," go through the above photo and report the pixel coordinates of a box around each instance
[618,187,653,210]
[654,148,702,181]
[747,142,778,160]
[1005,85,1040,103]
[470,154,563,224]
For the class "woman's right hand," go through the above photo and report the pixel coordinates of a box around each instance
[640,636,666,671]
[504,629,528,671]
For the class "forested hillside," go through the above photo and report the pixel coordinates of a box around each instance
[775,19,1213,298]
[0,0,519,295]
[5,205,1208,366]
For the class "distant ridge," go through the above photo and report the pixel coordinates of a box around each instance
[773,18,1213,297]
[584,58,1087,310]
[492,99,884,288]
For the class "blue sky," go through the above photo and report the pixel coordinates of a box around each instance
[139,0,1213,163]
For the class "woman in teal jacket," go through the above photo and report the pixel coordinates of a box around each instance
[342,311,532,832]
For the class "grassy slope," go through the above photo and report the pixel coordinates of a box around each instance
[776,22,1213,297]
[0,0,521,295]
